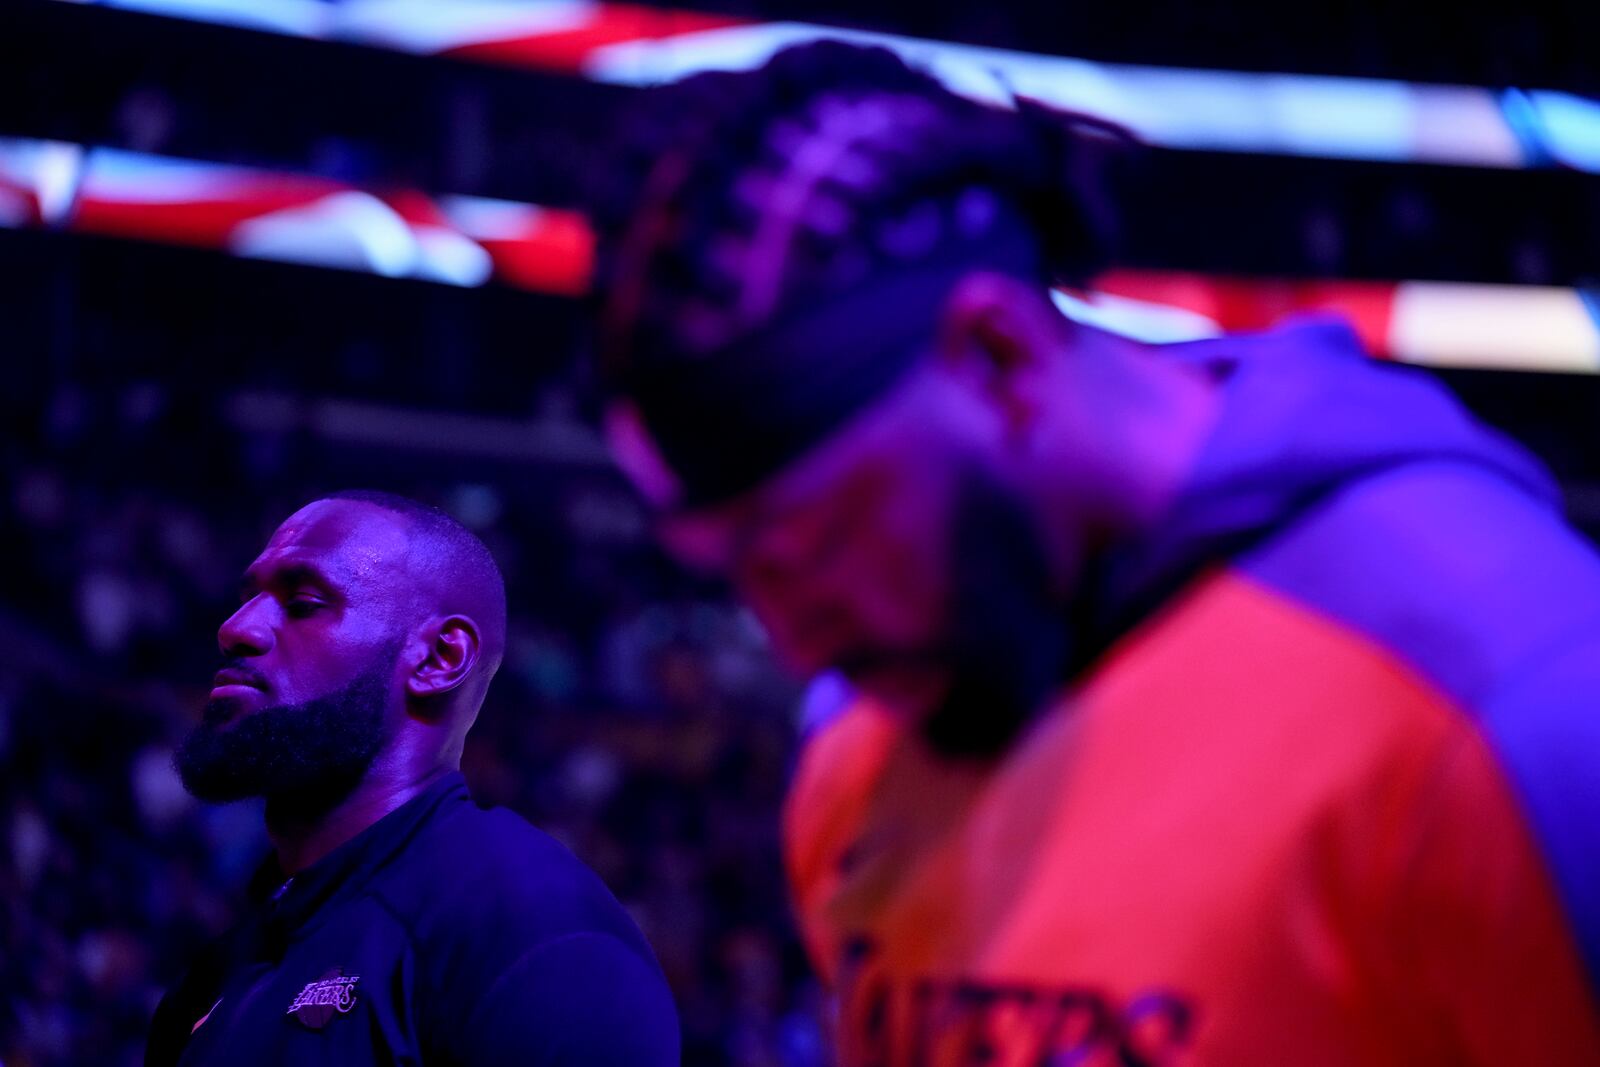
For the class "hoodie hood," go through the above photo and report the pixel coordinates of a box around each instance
[1085,315,1560,658]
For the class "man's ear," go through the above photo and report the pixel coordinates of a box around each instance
[936,271,1063,439]
[406,616,482,703]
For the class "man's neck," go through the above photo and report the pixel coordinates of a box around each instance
[266,764,453,875]
[1049,339,1222,568]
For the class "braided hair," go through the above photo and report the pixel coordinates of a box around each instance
[589,40,1132,505]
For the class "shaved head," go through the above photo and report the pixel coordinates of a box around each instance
[321,489,508,679]
[177,490,508,822]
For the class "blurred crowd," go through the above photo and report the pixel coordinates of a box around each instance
[0,379,828,1067]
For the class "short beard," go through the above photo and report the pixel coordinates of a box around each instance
[919,466,1071,759]
[174,659,393,823]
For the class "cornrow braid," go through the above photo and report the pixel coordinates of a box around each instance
[591,40,1130,373]
[588,40,1133,506]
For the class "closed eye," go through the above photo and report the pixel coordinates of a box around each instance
[285,595,326,618]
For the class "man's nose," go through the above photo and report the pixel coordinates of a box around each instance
[217,596,273,657]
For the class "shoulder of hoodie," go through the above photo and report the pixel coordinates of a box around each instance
[364,787,655,971]
[1154,313,1600,710]
[1238,447,1600,714]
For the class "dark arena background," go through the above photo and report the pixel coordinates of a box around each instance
[1,1,1599,1064]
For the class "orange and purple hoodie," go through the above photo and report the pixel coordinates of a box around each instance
[785,319,1600,1065]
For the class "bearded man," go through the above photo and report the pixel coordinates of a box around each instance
[147,490,678,1066]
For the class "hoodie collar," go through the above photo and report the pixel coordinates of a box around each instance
[1082,316,1558,660]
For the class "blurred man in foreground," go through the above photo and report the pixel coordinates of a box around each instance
[591,41,1600,1064]
[148,490,678,1066]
